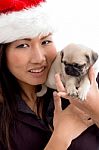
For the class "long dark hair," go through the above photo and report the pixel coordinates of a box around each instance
[0,43,23,149]
[0,44,52,150]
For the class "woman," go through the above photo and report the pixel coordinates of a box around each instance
[0,0,99,150]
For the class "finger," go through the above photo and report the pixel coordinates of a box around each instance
[57,91,80,106]
[88,67,99,91]
[55,73,66,92]
[53,91,62,112]
[57,91,67,98]
[89,67,97,85]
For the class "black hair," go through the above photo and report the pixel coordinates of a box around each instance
[0,43,23,149]
[0,44,52,149]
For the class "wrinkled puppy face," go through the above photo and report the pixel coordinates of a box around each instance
[60,44,98,77]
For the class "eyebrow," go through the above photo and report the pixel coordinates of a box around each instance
[40,33,52,40]
[21,38,31,41]
[18,33,52,42]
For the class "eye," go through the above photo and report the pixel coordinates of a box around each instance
[73,63,85,68]
[42,40,52,45]
[73,63,79,67]
[16,44,29,48]
[63,61,67,65]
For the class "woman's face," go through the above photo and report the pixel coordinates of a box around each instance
[6,33,57,86]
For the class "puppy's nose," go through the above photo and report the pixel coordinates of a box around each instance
[65,66,80,77]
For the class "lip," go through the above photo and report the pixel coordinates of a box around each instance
[28,66,47,78]
[29,66,45,73]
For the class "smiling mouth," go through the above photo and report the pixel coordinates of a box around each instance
[29,67,45,73]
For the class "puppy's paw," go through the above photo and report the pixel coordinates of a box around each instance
[67,87,78,97]
[78,85,90,101]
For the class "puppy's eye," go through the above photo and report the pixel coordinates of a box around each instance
[74,63,86,69]
[73,63,79,68]
[62,60,67,65]
[80,63,86,68]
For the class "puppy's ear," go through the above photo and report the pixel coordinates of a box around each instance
[60,50,64,63]
[91,51,98,64]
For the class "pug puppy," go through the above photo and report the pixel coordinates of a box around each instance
[37,43,99,101]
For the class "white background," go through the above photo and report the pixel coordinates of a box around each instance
[48,0,99,52]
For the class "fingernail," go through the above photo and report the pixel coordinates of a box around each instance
[53,91,57,97]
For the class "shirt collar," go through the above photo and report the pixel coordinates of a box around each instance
[17,96,35,115]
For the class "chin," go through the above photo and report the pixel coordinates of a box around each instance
[31,78,47,85]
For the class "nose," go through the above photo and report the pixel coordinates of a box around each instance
[65,66,80,77]
[30,45,46,64]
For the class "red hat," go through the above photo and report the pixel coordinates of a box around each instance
[0,0,56,43]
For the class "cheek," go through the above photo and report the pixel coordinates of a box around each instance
[11,55,20,63]
[6,51,27,71]
[47,47,57,64]
[7,53,21,66]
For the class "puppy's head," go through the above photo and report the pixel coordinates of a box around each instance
[60,43,98,77]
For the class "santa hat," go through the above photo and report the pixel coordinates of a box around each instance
[0,0,57,43]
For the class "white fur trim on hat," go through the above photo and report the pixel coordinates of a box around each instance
[0,2,56,43]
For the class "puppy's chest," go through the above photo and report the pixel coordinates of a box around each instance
[63,74,82,88]
[75,77,82,88]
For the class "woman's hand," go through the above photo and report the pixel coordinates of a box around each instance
[45,91,93,150]
[52,91,93,149]
[54,67,99,127]
[80,67,99,127]
[45,68,96,150]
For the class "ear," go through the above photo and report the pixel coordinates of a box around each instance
[60,50,64,63]
[91,51,98,64]
[85,54,90,64]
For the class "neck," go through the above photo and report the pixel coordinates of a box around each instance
[19,81,37,111]
[22,90,37,112]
